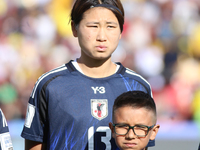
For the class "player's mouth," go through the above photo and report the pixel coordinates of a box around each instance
[96,45,107,51]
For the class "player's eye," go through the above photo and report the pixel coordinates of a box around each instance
[107,25,115,28]
[88,25,98,28]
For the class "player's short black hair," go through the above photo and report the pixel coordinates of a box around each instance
[70,0,124,32]
[112,91,157,123]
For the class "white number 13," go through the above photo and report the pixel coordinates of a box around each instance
[88,126,111,150]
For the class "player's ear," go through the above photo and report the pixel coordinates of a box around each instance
[119,33,122,39]
[71,21,78,37]
[150,124,160,140]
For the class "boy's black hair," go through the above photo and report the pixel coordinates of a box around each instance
[112,91,157,122]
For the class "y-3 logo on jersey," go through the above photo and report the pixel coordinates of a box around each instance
[91,87,105,94]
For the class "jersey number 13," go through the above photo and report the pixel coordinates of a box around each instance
[88,126,111,150]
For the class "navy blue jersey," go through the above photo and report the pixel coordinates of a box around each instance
[0,109,13,150]
[21,60,154,150]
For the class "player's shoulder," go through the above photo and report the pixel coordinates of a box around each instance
[0,109,9,130]
[37,64,68,84]
[124,67,143,78]
[0,108,3,119]
[118,63,151,87]
[125,67,150,83]
[118,63,147,81]
[30,64,69,96]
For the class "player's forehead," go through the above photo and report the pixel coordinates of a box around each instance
[81,7,118,23]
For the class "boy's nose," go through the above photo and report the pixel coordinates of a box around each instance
[125,129,137,139]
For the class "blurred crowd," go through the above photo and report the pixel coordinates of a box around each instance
[0,0,200,128]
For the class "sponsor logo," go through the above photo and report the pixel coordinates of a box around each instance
[91,87,105,94]
[91,99,108,120]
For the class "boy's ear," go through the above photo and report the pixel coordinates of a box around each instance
[150,124,160,140]
[109,122,115,138]
[109,122,114,133]
[71,21,78,37]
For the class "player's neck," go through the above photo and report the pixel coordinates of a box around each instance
[77,57,117,78]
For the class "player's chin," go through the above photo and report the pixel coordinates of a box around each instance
[92,54,112,60]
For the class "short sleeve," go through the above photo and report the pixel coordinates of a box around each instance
[21,85,47,143]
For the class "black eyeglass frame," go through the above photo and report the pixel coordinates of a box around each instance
[112,123,155,137]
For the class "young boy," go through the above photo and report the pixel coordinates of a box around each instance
[109,91,160,150]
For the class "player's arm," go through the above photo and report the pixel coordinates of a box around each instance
[25,139,46,150]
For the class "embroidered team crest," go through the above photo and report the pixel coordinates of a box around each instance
[91,99,108,120]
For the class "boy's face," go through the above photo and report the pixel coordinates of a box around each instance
[109,106,159,150]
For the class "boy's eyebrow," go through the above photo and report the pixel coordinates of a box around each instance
[114,122,128,125]
[134,124,147,126]
[114,123,149,126]
[134,124,152,127]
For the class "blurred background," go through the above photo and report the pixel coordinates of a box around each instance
[0,0,200,149]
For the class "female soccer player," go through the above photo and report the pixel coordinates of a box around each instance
[21,0,154,149]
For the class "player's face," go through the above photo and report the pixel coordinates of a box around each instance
[109,106,159,150]
[72,7,121,61]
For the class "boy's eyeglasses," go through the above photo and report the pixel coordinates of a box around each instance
[112,123,155,137]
